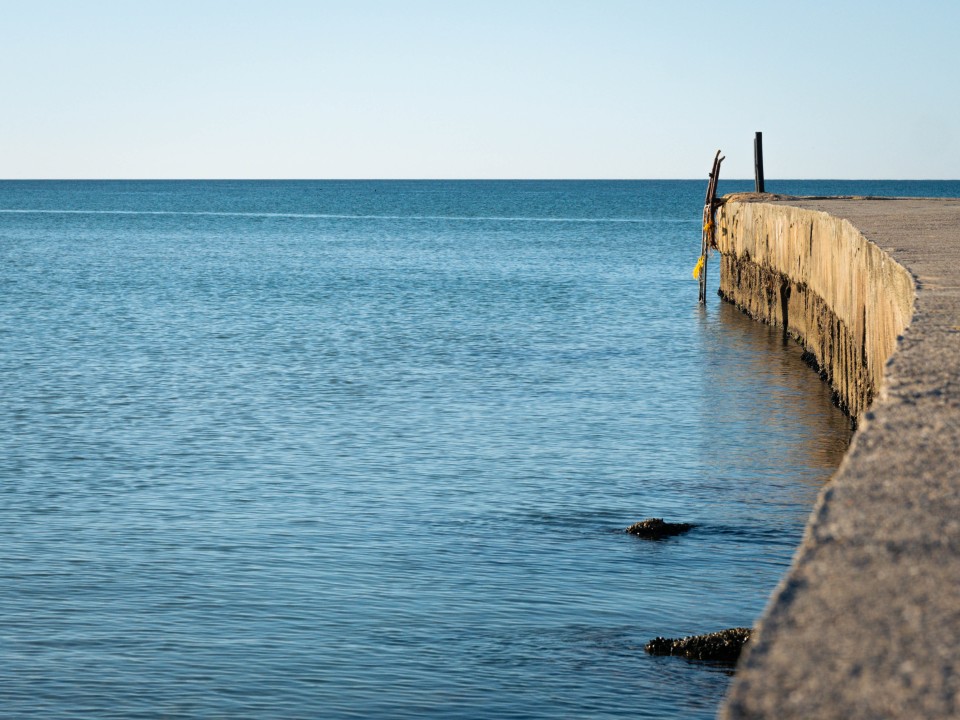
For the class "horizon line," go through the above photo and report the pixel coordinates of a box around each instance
[1,177,959,183]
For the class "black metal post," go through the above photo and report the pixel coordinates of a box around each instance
[754,131,765,193]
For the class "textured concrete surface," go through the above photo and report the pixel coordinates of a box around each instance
[715,197,960,719]
[713,197,915,419]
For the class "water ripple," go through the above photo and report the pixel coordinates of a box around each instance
[0,180,859,719]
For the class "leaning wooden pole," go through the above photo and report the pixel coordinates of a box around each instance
[697,150,724,304]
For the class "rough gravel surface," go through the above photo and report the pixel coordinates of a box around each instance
[721,198,960,720]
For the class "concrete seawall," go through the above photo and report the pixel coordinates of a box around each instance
[715,197,915,420]
[713,196,960,719]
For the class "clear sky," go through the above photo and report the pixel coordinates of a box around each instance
[2,0,957,179]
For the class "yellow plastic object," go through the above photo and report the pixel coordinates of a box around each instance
[692,255,704,280]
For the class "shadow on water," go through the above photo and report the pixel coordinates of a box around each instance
[696,298,852,494]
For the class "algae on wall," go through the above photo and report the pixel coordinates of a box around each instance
[714,199,914,420]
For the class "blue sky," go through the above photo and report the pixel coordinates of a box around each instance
[2,0,957,178]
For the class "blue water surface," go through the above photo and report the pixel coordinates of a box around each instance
[3,180,952,719]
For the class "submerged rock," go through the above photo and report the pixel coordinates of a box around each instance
[625,518,694,539]
[644,627,752,663]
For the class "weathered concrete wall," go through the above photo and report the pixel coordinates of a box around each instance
[714,196,960,720]
[714,196,914,419]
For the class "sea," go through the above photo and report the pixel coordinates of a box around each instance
[2,179,957,719]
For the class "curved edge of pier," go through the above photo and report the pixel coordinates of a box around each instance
[714,195,960,719]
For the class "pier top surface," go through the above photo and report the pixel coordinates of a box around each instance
[720,197,960,719]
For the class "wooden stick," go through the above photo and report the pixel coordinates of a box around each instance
[754,131,765,193]
[699,151,721,303]
[699,151,724,304]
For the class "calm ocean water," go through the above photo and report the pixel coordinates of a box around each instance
[2,180,956,719]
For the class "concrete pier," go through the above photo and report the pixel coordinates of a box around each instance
[713,196,960,719]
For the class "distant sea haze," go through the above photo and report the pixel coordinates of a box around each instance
[4,179,954,718]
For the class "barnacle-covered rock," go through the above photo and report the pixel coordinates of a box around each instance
[625,518,694,540]
[645,627,752,662]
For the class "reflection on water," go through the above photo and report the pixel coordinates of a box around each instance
[703,301,852,496]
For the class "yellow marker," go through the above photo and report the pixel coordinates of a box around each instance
[692,255,704,280]
[703,221,713,234]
